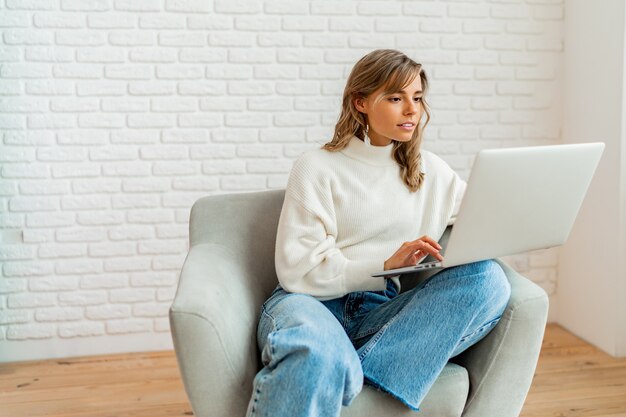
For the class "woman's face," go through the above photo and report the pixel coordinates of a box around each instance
[355,75,423,147]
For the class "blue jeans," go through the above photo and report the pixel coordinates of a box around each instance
[246,259,511,417]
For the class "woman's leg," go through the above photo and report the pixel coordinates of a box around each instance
[246,287,363,417]
[351,259,511,411]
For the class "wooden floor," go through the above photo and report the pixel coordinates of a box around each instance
[522,325,626,417]
[1,324,625,417]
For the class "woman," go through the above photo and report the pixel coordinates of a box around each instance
[246,49,511,417]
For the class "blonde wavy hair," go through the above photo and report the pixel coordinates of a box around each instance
[323,49,431,192]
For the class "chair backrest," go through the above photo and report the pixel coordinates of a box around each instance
[189,189,453,299]
[189,189,285,302]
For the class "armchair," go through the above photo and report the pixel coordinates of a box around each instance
[170,189,548,417]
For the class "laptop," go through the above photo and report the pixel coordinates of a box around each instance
[371,142,605,278]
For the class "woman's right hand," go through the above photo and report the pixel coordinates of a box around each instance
[384,236,443,271]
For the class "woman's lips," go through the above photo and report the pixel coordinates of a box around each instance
[397,123,415,131]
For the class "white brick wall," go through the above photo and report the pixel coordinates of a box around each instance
[0,0,563,362]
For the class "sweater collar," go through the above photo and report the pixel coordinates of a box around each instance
[340,135,396,167]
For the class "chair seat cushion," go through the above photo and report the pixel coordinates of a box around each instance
[341,362,469,417]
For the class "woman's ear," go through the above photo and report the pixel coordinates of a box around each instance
[354,95,367,113]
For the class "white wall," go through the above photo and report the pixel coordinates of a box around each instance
[557,0,626,357]
[0,0,564,363]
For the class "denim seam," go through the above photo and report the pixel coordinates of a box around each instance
[259,307,279,358]
[250,323,279,416]
[458,316,501,344]
[354,290,413,346]
[357,312,400,361]
[261,292,298,323]
[249,372,270,417]
[261,305,277,327]
[342,294,352,329]
[353,325,380,340]
[266,330,278,366]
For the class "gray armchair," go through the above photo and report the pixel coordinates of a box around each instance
[170,189,548,417]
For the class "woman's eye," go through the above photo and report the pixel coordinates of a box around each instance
[388,97,422,103]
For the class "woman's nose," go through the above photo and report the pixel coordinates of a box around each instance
[404,101,417,115]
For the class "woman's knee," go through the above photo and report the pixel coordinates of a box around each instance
[258,292,323,347]
[252,294,364,415]
[261,292,340,335]
[470,259,511,311]
[258,298,364,403]
[259,293,362,375]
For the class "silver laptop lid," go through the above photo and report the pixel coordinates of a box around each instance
[442,142,605,267]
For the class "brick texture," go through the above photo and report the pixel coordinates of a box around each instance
[0,0,563,362]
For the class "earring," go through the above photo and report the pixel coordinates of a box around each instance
[364,125,371,147]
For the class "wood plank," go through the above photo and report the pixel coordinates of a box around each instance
[41,404,195,417]
[0,351,178,380]
[520,395,626,417]
[0,363,182,395]
[2,378,190,416]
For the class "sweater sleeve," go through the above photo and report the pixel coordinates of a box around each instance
[274,156,386,299]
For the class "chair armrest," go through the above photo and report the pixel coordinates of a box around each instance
[456,259,549,417]
[169,243,259,417]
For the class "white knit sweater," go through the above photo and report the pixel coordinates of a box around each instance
[275,135,467,300]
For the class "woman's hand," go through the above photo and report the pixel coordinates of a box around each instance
[384,236,443,271]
